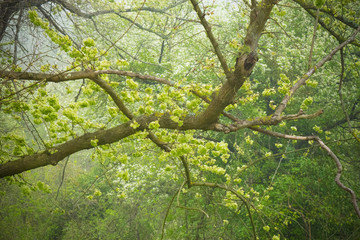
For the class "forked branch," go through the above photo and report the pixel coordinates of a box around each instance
[189,0,231,79]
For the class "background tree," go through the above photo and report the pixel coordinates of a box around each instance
[0,0,359,239]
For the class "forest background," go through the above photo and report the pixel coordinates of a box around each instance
[0,0,360,239]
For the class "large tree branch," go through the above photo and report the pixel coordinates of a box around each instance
[0,115,149,178]
[0,73,327,180]
[0,69,173,86]
[0,68,325,178]
[57,0,187,18]
[0,109,204,178]
[189,0,277,127]
[0,0,49,40]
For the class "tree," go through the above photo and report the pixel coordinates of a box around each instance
[1,0,360,238]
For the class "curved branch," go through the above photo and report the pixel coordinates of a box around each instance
[250,127,360,219]
[57,0,187,19]
[315,137,360,218]
[177,205,209,218]
[191,182,257,239]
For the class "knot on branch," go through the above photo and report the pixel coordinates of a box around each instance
[213,123,238,133]
[244,51,258,71]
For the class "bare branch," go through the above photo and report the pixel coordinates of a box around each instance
[315,138,360,218]
[270,17,302,51]
[308,8,319,70]
[38,6,81,49]
[114,12,167,39]
[189,0,231,80]
[191,182,257,238]
[338,49,360,143]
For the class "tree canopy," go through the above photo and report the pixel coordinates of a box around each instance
[0,0,360,239]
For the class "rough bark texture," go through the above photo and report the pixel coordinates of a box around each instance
[0,115,148,178]
[0,0,48,41]
[0,0,276,177]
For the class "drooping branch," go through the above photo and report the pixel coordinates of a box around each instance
[249,127,360,219]
[190,181,257,239]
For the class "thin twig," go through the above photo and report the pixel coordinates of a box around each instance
[177,205,209,218]
[308,8,319,70]
[55,156,69,200]
[191,182,257,239]
[338,48,360,142]
[270,140,290,184]
[189,0,231,80]
[161,186,180,240]
[102,0,147,57]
